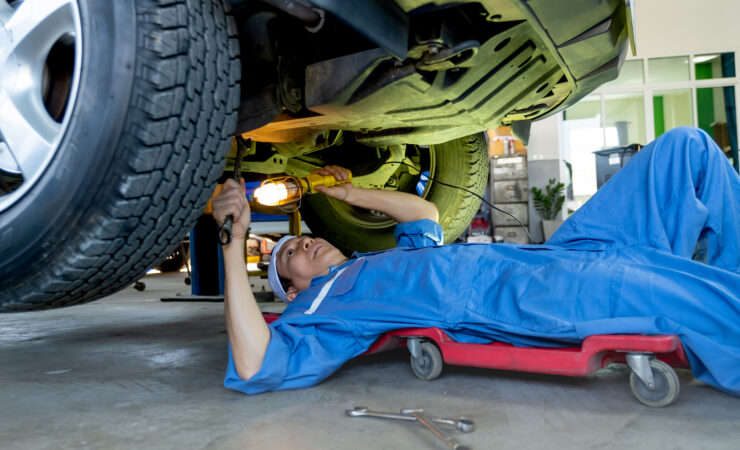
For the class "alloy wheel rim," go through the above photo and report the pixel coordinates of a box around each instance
[0,0,82,212]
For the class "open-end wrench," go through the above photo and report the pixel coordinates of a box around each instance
[402,409,470,450]
[217,137,247,246]
[345,407,475,432]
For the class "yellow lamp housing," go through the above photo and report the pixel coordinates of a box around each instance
[302,171,352,194]
[253,171,353,206]
[254,176,304,206]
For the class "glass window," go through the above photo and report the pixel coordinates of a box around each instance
[563,95,602,207]
[563,95,600,121]
[696,86,738,169]
[694,53,735,80]
[604,59,644,87]
[653,89,693,138]
[648,56,690,83]
[604,92,646,146]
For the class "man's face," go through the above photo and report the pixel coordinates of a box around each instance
[275,236,347,300]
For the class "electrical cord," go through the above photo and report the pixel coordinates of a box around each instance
[264,161,533,243]
[385,160,534,244]
[276,199,301,213]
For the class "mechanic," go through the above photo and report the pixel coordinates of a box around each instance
[212,126,740,396]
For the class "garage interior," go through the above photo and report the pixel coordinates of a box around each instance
[2,274,739,449]
[2,0,740,448]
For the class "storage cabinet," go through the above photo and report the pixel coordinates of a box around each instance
[489,155,529,244]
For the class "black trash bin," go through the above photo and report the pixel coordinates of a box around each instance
[593,144,642,189]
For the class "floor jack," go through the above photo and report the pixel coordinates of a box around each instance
[133,240,191,292]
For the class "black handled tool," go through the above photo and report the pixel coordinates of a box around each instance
[218,138,247,245]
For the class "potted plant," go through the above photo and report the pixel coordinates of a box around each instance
[531,178,565,242]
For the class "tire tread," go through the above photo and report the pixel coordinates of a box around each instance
[2,0,240,310]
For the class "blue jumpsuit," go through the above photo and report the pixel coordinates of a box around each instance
[225,127,740,396]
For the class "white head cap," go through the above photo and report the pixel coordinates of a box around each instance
[267,235,295,303]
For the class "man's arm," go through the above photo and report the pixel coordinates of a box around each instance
[212,178,270,379]
[314,166,439,223]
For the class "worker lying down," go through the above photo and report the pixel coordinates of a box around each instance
[212,127,740,396]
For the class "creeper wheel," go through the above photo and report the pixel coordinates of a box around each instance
[409,341,444,381]
[629,359,680,407]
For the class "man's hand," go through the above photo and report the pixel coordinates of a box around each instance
[215,179,268,380]
[212,178,251,243]
[312,165,354,202]
[311,165,438,224]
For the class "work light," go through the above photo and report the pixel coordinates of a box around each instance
[254,172,352,206]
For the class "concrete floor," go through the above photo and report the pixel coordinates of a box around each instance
[2,272,739,450]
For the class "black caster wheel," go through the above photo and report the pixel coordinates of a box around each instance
[410,341,444,381]
[133,281,146,292]
[630,359,680,407]
[184,277,191,286]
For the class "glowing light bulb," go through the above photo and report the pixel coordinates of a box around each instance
[254,178,303,205]
[255,183,289,206]
[253,172,350,206]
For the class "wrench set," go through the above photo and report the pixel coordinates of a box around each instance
[346,406,473,449]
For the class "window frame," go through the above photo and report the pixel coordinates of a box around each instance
[577,53,739,146]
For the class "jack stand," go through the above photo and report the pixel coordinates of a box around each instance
[181,241,192,286]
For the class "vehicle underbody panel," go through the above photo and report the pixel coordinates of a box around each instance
[234,0,630,146]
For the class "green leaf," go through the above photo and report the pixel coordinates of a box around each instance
[531,178,566,220]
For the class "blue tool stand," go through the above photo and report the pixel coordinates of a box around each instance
[189,214,225,297]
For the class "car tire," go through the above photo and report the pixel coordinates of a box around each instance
[0,0,240,311]
[300,133,489,253]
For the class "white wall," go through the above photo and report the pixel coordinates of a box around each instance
[632,0,740,58]
[527,114,561,160]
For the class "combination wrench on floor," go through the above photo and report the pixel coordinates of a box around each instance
[346,406,473,449]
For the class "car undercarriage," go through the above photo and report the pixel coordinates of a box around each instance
[0,0,631,310]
